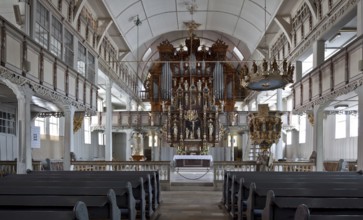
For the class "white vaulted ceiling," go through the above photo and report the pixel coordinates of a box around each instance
[103,0,283,61]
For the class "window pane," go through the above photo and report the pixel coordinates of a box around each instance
[77,42,86,75]
[84,117,91,144]
[299,115,306,144]
[335,114,346,139]
[34,117,45,134]
[64,29,74,67]
[287,131,292,145]
[50,16,62,58]
[87,52,95,82]
[49,116,59,136]
[35,2,49,49]
[350,114,358,137]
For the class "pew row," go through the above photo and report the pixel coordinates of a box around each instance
[262,190,363,220]
[294,204,363,220]
[0,201,89,220]
[0,177,137,220]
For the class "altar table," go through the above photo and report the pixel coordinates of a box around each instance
[173,155,213,167]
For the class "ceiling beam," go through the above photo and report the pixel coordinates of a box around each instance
[274,16,292,46]
[73,0,87,25]
[304,0,317,21]
[97,18,113,51]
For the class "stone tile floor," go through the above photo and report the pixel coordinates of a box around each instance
[155,190,229,220]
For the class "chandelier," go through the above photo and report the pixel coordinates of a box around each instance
[248,104,282,151]
[240,59,294,91]
[240,0,294,91]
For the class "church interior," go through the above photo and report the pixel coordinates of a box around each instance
[0,0,363,219]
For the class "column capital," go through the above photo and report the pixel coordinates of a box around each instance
[63,105,75,114]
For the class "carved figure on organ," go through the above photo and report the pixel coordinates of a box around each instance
[184,80,189,91]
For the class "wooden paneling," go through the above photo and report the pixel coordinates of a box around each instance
[56,66,65,94]
[311,74,320,99]
[27,48,39,79]
[43,58,53,87]
[349,47,362,78]
[333,56,345,87]
[6,36,21,69]
[68,75,76,98]
[302,78,310,104]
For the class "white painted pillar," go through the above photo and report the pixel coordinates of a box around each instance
[312,104,325,171]
[313,40,325,69]
[291,129,300,159]
[356,86,363,170]
[275,89,283,159]
[105,79,113,161]
[63,105,75,171]
[125,130,133,161]
[16,86,32,173]
[357,0,363,36]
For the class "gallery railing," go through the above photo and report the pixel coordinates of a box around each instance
[1,160,317,184]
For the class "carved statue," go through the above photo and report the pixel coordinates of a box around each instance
[197,79,202,91]
[283,59,287,72]
[185,128,190,139]
[184,80,189,91]
[197,127,201,139]
[173,122,178,138]
[162,101,166,112]
[272,58,278,71]
[262,59,268,71]
[148,112,154,126]
[220,100,225,112]
[253,61,258,73]
[208,121,214,137]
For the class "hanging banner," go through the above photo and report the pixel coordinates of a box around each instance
[31,126,41,149]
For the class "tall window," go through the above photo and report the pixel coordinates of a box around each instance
[98,132,105,145]
[50,16,62,58]
[299,115,306,144]
[64,29,74,67]
[35,1,49,48]
[286,131,292,145]
[34,117,45,135]
[350,114,358,137]
[87,52,95,82]
[335,114,346,139]
[49,116,59,136]
[84,117,91,144]
[0,111,16,135]
[77,43,86,76]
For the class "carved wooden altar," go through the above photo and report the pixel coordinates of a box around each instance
[143,36,248,153]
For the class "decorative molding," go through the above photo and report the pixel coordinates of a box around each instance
[289,0,358,62]
[0,66,97,115]
[293,75,363,114]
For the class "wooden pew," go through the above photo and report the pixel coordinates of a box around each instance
[224,170,362,210]
[226,172,363,219]
[3,174,150,219]
[245,182,363,220]
[0,201,89,220]
[0,180,135,220]
[294,204,363,220]
[262,190,363,220]
[0,187,123,220]
[30,170,160,210]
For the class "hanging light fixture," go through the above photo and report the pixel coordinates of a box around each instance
[240,0,294,91]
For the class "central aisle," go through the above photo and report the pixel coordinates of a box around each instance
[156,190,229,220]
